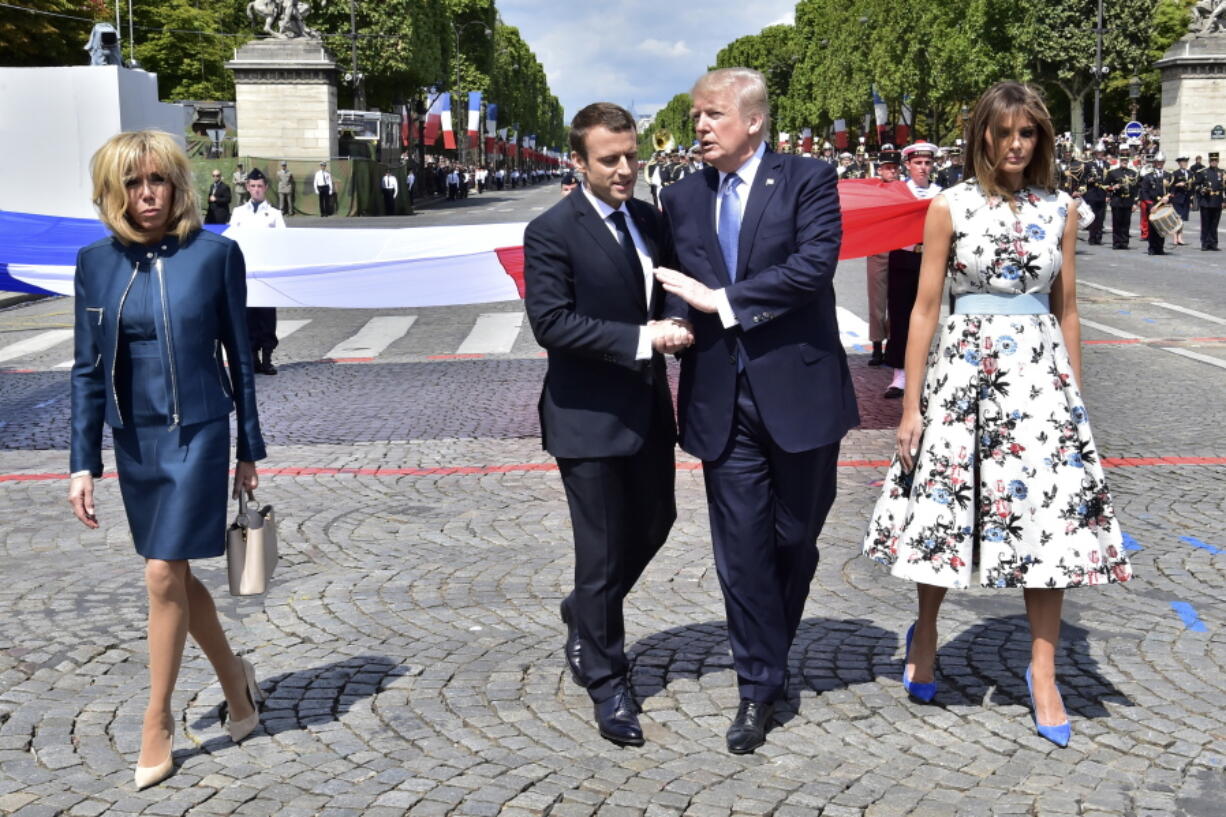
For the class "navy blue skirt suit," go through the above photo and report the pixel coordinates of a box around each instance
[70,230,267,560]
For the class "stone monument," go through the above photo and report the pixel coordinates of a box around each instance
[226,1,337,161]
[1156,4,1226,163]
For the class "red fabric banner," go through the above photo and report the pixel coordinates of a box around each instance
[835,178,931,259]
[443,128,457,150]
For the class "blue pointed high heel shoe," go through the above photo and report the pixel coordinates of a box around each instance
[1025,665,1071,747]
[902,622,937,702]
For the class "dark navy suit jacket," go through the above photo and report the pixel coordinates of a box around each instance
[660,150,859,460]
[70,230,266,476]
[523,190,676,459]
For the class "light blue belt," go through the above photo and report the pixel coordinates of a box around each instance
[954,292,1050,315]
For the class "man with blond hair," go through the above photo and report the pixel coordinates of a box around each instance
[655,67,858,754]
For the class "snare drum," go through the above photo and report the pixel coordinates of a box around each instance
[1149,204,1182,238]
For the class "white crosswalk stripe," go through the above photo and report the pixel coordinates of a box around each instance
[276,318,312,339]
[0,329,73,365]
[837,307,872,350]
[456,313,523,354]
[324,316,416,360]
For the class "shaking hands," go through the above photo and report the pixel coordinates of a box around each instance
[648,318,693,354]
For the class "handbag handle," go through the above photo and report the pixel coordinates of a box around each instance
[237,489,258,522]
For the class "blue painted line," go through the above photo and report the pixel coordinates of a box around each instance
[1142,318,1157,324]
[1122,532,1143,552]
[1170,601,1208,632]
[845,330,859,338]
[1180,535,1224,555]
[851,344,866,353]
[1117,309,1131,315]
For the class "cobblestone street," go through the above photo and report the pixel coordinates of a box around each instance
[0,187,1223,816]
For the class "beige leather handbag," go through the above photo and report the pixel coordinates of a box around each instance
[226,491,278,596]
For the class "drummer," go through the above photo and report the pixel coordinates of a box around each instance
[1139,152,1172,256]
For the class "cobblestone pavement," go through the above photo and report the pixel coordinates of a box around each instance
[0,199,1224,816]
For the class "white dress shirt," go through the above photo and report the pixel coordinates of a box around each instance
[382,174,399,194]
[227,198,286,230]
[581,185,657,361]
[711,140,768,328]
[313,169,332,191]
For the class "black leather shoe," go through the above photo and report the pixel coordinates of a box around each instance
[258,349,277,375]
[726,699,774,754]
[594,687,644,747]
[883,386,904,399]
[559,599,584,687]
[868,349,885,366]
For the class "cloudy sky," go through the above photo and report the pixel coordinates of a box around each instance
[496,1,796,123]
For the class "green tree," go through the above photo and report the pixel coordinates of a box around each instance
[0,0,109,68]
[649,92,695,151]
[130,0,252,101]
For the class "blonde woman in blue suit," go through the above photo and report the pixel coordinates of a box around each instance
[67,130,267,789]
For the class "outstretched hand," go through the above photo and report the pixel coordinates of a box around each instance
[654,267,720,314]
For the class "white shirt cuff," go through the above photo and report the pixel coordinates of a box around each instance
[714,289,737,329]
[635,326,653,360]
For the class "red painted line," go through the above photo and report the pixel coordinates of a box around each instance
[1084,338,1143,345]
[328,357,375,363]
[0,369,38,374]
[7,456,1225,483]
[426,354,486,360]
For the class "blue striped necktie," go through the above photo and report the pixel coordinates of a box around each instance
[718,173,742,281]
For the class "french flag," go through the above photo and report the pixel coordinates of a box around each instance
[440,93,456,150]
[485,104,498,154]
[833,118,848,150]
[424,91,444,147]
[873,87,889,146]
[467,91,482,150]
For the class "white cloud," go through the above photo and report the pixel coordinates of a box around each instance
[768,10,795,26]
[638,39,692,58]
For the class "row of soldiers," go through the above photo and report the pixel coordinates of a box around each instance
[644,148,705,207]
[1059,147,1223,252]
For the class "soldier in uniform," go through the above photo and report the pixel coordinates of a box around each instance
[1105,147,1139,249]
[1170,156,1193,246]
[818,142,836,165]
[936,146,965,188]
[1138,152,1171,255]
[1083,144,1110,245]
[276,161,295,216]
[228,168,285,375]
[865,148,902,366]
[1196,152,1223,250]
[232,163,248,205]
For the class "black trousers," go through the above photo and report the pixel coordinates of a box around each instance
[246,307,278,352]
[1145,204,1166,254]
[1111,205,1132,248]
[317,185,332,217]
[1202,206,1221,249]
[1087,200,1106,244]
[382,188,396,215]
[884,249,922,369]
[704,371,839,703]
[556,399,676,704]
[447,183,458,200]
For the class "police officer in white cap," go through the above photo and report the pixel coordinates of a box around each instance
[884,142,942,398]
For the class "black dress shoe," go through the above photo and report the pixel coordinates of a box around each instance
[883,386,904,399]
[559,599,584,687]
[867,350,885,366]
[726,699,774,754]
[258,349,277,375]
[594,687,644,747]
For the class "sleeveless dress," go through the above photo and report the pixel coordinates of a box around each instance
[112,264,230,560]
[862,180,1133,590]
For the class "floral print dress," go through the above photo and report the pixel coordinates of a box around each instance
[863,180,1133,590]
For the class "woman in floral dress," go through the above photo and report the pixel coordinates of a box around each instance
[863,82,1132,747]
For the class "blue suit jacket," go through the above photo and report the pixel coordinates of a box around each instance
[660,150,859,460]
[70,230,266,476]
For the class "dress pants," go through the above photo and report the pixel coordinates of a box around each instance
[884,249,922,369]
[1145,205,1165,254]
[1111,205,1132,248]
[556,398,676,704]
[704,371,839,703]
[278,190,294,216]
[1087,201,1106,244]
[1202,207,1221,249]
[865,253,889,344]
[382,188,396,215]
[317,185,332,217]
[246,307,278,352]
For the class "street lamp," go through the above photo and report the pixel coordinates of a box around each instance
[452,20,492,165]
[347,0,365,110]
[1128,75,1141,122]
[1091,0,1107,144]
[960,103,970,143]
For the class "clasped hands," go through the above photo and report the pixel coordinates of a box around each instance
[647,266,722,354]
[648,318,693,354]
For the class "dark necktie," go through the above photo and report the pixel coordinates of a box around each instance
[608,210,644,283]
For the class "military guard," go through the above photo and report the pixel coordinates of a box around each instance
[1083,144,1109,245]
[228,168,285,375]
[276,161,295,216]
[1138,152,1171,255]
[1170,156,1193,246]
[1106,147,1139,250]
[935,146,964,188]
[1196,152,1223,250]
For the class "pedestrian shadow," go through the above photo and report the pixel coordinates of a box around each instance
[181,654,409,757]
[628,617,898,728]
[929,614,1134,717]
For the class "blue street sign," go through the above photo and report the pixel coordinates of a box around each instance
[1124,121,1144,139]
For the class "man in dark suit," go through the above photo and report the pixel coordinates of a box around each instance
[204,170,231,224]
[655,68,859,754]
[524,102,692,747]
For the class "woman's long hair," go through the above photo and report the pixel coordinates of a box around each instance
[90,130,201,245]
[963,82,1057,203]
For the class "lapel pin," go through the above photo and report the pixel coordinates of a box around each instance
[765,178,776,186]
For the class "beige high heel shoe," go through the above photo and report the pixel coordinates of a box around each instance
[219,657,264,743]
[133,735,174,790]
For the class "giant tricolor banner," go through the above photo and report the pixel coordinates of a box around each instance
[440,92,456,150]
[0,180,929,307]
[485,104,498,154]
